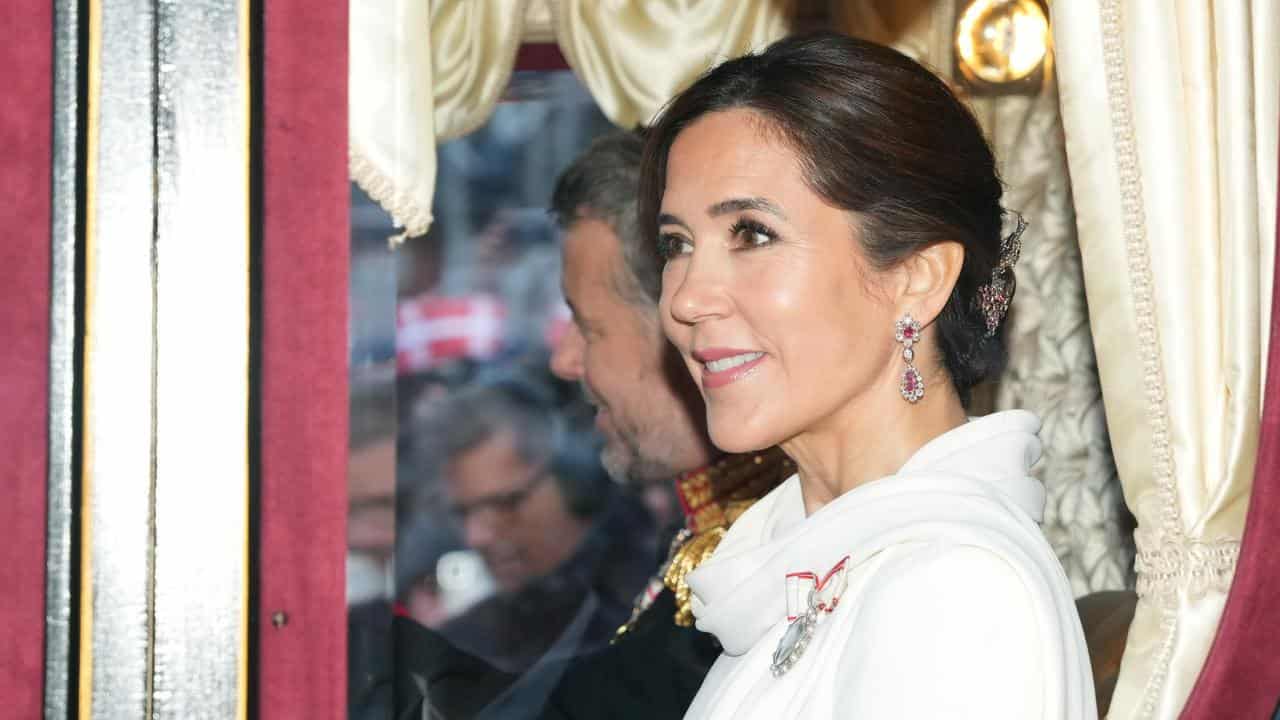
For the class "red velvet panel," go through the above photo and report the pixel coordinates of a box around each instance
[257,1,349,717]
[0,0,52,716]
[514,43,570,72]
[1180,111,1280,718]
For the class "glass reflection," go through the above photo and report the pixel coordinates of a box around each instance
[348,186,400,718]
[364,70,657,718]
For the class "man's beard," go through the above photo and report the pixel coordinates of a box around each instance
[582,382,686,484]
[599,430,682,485]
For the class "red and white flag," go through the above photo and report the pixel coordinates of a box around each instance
[396,294,506,374]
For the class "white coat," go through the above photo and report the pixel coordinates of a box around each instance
[684,411,1096,719]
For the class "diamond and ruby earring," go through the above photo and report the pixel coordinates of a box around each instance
[895,313,924,403]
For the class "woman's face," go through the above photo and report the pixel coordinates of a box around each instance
[657,109,902,453]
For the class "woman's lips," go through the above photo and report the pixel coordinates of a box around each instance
[693,348,767,389]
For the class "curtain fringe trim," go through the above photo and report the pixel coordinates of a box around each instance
[1134,534,1240,606]
[348,144,432,239]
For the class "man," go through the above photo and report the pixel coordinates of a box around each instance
[547,130,788,631]
[395,131,790,719]
[549,149,712,485]
[422,379,654,674]
[346,383,400,720]
[439,388,593,595]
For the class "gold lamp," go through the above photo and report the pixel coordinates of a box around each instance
[955,0,1051,89]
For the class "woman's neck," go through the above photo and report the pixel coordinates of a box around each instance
[780,381,968,516]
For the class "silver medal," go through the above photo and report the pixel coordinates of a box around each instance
[770,591,818,677]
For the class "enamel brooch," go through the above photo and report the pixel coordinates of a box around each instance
[770,556,850,678]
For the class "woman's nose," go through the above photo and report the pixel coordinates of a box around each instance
[666,252,732,326]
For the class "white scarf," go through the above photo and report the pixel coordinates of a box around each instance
[685,411,1095,719]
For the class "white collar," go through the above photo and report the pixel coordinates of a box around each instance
[687,410,1049,655]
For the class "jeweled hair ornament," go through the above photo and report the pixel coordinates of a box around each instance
[976,211,1027,337]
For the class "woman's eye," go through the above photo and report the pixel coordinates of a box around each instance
[658,233,693,260]
[731,219,778,249]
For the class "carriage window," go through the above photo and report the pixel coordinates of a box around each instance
[348,180,400,718]
[347,69,659,717]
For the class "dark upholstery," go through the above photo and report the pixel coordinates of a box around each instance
[1076,590,1138,717]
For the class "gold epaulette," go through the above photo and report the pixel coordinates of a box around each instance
[613,448,793,639]
[663,448,793,626]
[662,498,757,626]
[663,526,725,627]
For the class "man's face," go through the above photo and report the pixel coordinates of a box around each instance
[347,437,396,559]
[443,430,588,593]
[550,217,713,483]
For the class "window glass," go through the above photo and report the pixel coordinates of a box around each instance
[348,69,662,719]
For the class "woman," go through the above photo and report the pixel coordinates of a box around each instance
[638,33,1095,719]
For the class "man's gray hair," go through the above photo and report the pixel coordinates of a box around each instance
[550,130,659,306]
[419,381,558,471]
[410,379,612,518]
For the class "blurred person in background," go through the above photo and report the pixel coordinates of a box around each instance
[440,383,590,594]
[392,362,493,629]
[394,515,465,630]
[346,378,400,720]
[419,377,655,674]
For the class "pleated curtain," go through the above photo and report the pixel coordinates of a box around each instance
[348,0,791,238]
[1052,2,1279,716]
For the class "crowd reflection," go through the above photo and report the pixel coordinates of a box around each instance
[347,72,659,719]
[401,377,654,672]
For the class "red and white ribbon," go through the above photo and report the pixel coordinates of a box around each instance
[784,555,850,621]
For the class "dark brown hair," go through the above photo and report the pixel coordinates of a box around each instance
[550,130,657,308]
[639,32,1011,401]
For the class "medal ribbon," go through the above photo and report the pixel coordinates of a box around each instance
[784,555,850,621]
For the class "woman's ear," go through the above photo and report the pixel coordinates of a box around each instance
[897,241,964,326]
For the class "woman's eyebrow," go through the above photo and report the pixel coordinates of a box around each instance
[707,197,786,220]
[658,212,692,231]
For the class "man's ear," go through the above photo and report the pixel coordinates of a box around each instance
[895,241,964,326]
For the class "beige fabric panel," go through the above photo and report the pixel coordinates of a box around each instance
[431,0,529,140]
[351,0,529,239]
[551,0,792,128]
[1053,0,1277,716]
[349,0,443,238]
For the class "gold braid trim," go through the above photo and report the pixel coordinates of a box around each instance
[614,449,794,638]
[663,527,726,627]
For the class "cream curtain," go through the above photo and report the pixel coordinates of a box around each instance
[431,0,529,141]
[835,0,1134,598]
[350,0,792,236]
[551,0,793,128]
[349,0,527,238]
[831,0,956,75]
[1052,2,1279,717]
[349,0,437,238]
